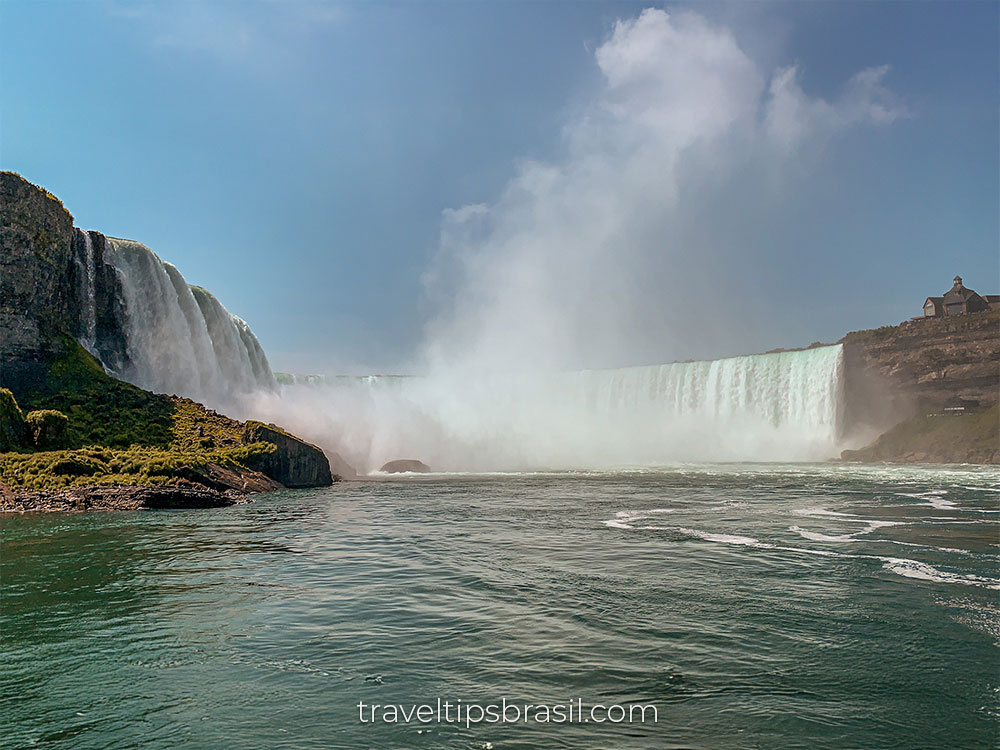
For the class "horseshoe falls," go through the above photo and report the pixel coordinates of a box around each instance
[98,237,275,407]
[265,345,847,473]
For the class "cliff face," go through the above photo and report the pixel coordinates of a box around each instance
[838,311,999,463]
[0,174,77,369]
[841,310,999,419]
[242,422,335,487]
[0,173,131,393]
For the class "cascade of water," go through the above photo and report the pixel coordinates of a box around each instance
[79,231,97,353]
[266,345,847,472]
[232,315,276,388]
[102,237,274,407]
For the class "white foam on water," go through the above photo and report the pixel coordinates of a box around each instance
[789,518,905,543]
[879,558,1000,590]
[676,527,774,548]
[620,523,1000,590]
[792,508,858,519]
[895,490,999,514]
[789,527,858,542]
[604,508,680,529]
[937,597,1000,643]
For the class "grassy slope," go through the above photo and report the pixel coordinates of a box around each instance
[842,402,999,464]
[0,338,275,490]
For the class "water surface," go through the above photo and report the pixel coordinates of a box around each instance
[2,463,998,749]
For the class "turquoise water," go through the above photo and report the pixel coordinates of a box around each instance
[2,464,998,749]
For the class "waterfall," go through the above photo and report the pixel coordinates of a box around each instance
[102,237,274,407]
[264,345,847,473]
[77,231,98,354]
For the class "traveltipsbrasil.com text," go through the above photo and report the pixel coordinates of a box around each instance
[358,699,658,727]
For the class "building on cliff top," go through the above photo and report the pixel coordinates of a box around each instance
[921,276,998,318]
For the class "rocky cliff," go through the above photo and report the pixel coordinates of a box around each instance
[1,173,77,378]
[1,172,336,500]
[243,422,336,487]
[0,173,130,393]
[839,310,998,463]
[841,310,999,415]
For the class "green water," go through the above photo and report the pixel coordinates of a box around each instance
[2,464,998,749]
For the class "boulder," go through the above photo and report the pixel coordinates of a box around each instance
[379,459,431,473]
[242,421,334,488]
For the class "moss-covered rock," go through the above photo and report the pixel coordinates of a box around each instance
[25,409,68,450]
[0,442,278,491]
[0,388,27,451]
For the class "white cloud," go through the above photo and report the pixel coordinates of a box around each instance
[765,63,908,151]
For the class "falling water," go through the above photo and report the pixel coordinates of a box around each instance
[75,230,98,355]
[102,238,274,407]
[262,345,847,473]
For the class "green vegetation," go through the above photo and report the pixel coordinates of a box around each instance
[25,410,68,450]
[16,336,175,448]
[842,402,999,464]
[0,442,276,490]
[0,388,27,451]
[1,338,280,491]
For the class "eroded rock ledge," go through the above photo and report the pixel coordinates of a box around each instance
[2,481,250,513]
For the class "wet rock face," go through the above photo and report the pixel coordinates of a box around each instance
[242,422,335,488]
[379,459,431,473]
[67,229,129,373]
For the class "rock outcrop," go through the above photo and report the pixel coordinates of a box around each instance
[3,482,249,513]
[379,459,431,473]
[838,310,999,464]
[0,173,78,388]
[0,173,132,394]
[0,389,27,451]
[242,422,334,487]
[841,310,999,414]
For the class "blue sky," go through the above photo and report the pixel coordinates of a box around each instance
[2,1,997,373]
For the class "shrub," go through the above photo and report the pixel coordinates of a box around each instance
[25,410,69,450]
[0,388,27,451]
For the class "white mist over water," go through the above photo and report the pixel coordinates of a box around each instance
[243,9,899,473]
[255,345,846,473]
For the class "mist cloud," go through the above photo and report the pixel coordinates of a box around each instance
[421,8,906,375]
[249,7,908,473]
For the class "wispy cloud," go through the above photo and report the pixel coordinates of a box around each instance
[109,0,342,64]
